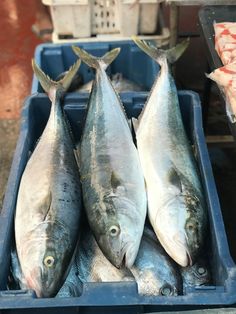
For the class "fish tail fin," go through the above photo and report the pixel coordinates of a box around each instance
[32,59,81,99]
[72,46,120,70]
[132,36,189,64]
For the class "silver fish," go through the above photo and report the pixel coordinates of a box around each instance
[72,46,147,268]
[9,249,27,290]
[12,226,181,297]
[9,249,82,298]
[75,226,181,296]
[76,227,134,283]
[14,59,82,297]
[56,260,82,298]
[132,37,207,267]
[73,226,180,296]
[130,227,181,296]
[55,71,83,92]
[78,73,143,92]
[180,258,211,291]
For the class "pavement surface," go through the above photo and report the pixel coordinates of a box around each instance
[0,0,47,209]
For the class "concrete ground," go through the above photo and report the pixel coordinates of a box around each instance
[0,120,19,208]
[0,0,48,209]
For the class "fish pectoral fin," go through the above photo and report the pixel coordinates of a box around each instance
[32,59,81,96]
[42,190,52,221]
[111,171,122,191]
[72,46,120,71]
[168,168,183,194]
[110,172,126,196]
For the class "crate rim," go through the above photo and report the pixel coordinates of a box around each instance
[1,90,236,309]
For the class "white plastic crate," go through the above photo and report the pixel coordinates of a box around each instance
[42,0,163,38]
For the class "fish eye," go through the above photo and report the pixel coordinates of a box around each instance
[197,266,207,276]
[44,256,55,268]
[160,284,174,296]
[109,225,120,237]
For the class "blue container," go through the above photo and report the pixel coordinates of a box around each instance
[0,91,236,313]
[32,41,159,93]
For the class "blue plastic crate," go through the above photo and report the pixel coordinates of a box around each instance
[0,91,236,314]
[31,41,160,93]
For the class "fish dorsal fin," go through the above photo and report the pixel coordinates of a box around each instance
[168,167,183,194]
[72,46,120,71]
[127,119,132,131]
[133,65,162,125]
[132,36,189,65]
[32,59,81,100]
[74,145,80,169]
[131,117,139,133]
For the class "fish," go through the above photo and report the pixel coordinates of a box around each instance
[180,258,211,291]
[71,225,180,296]
[10,226,181,297]
[9,249,27,291]
[132,37,207,267]
[55,71,83,92]
[110,73,144,92]
[9,249,82,298]
[14,59,82,297]
[77,73,143,92]
[75,225,134,283]
[130,227,181,296]
[69,225,181,296]
[56,260,82,298]
[72,46,147,269]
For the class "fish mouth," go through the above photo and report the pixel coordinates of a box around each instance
[186,249,193,266]
[25,268,43,298]
[25,267,56,298]
[174,244,193,267]
[173,234,193,267]
[119,241,138,268]
[158,232,193,267]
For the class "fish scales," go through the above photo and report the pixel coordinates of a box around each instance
[132,38,207,267]
[130,227,181,296]
[82,71,140,217]
[15,60,82,297]
[10,226,181,297]
[137,60,201,197]
[73,46,147,268]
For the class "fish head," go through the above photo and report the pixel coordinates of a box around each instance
[95,197,144,269]
[21,223,73,297]
[157,194,204,267]
[182,259,211,287]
